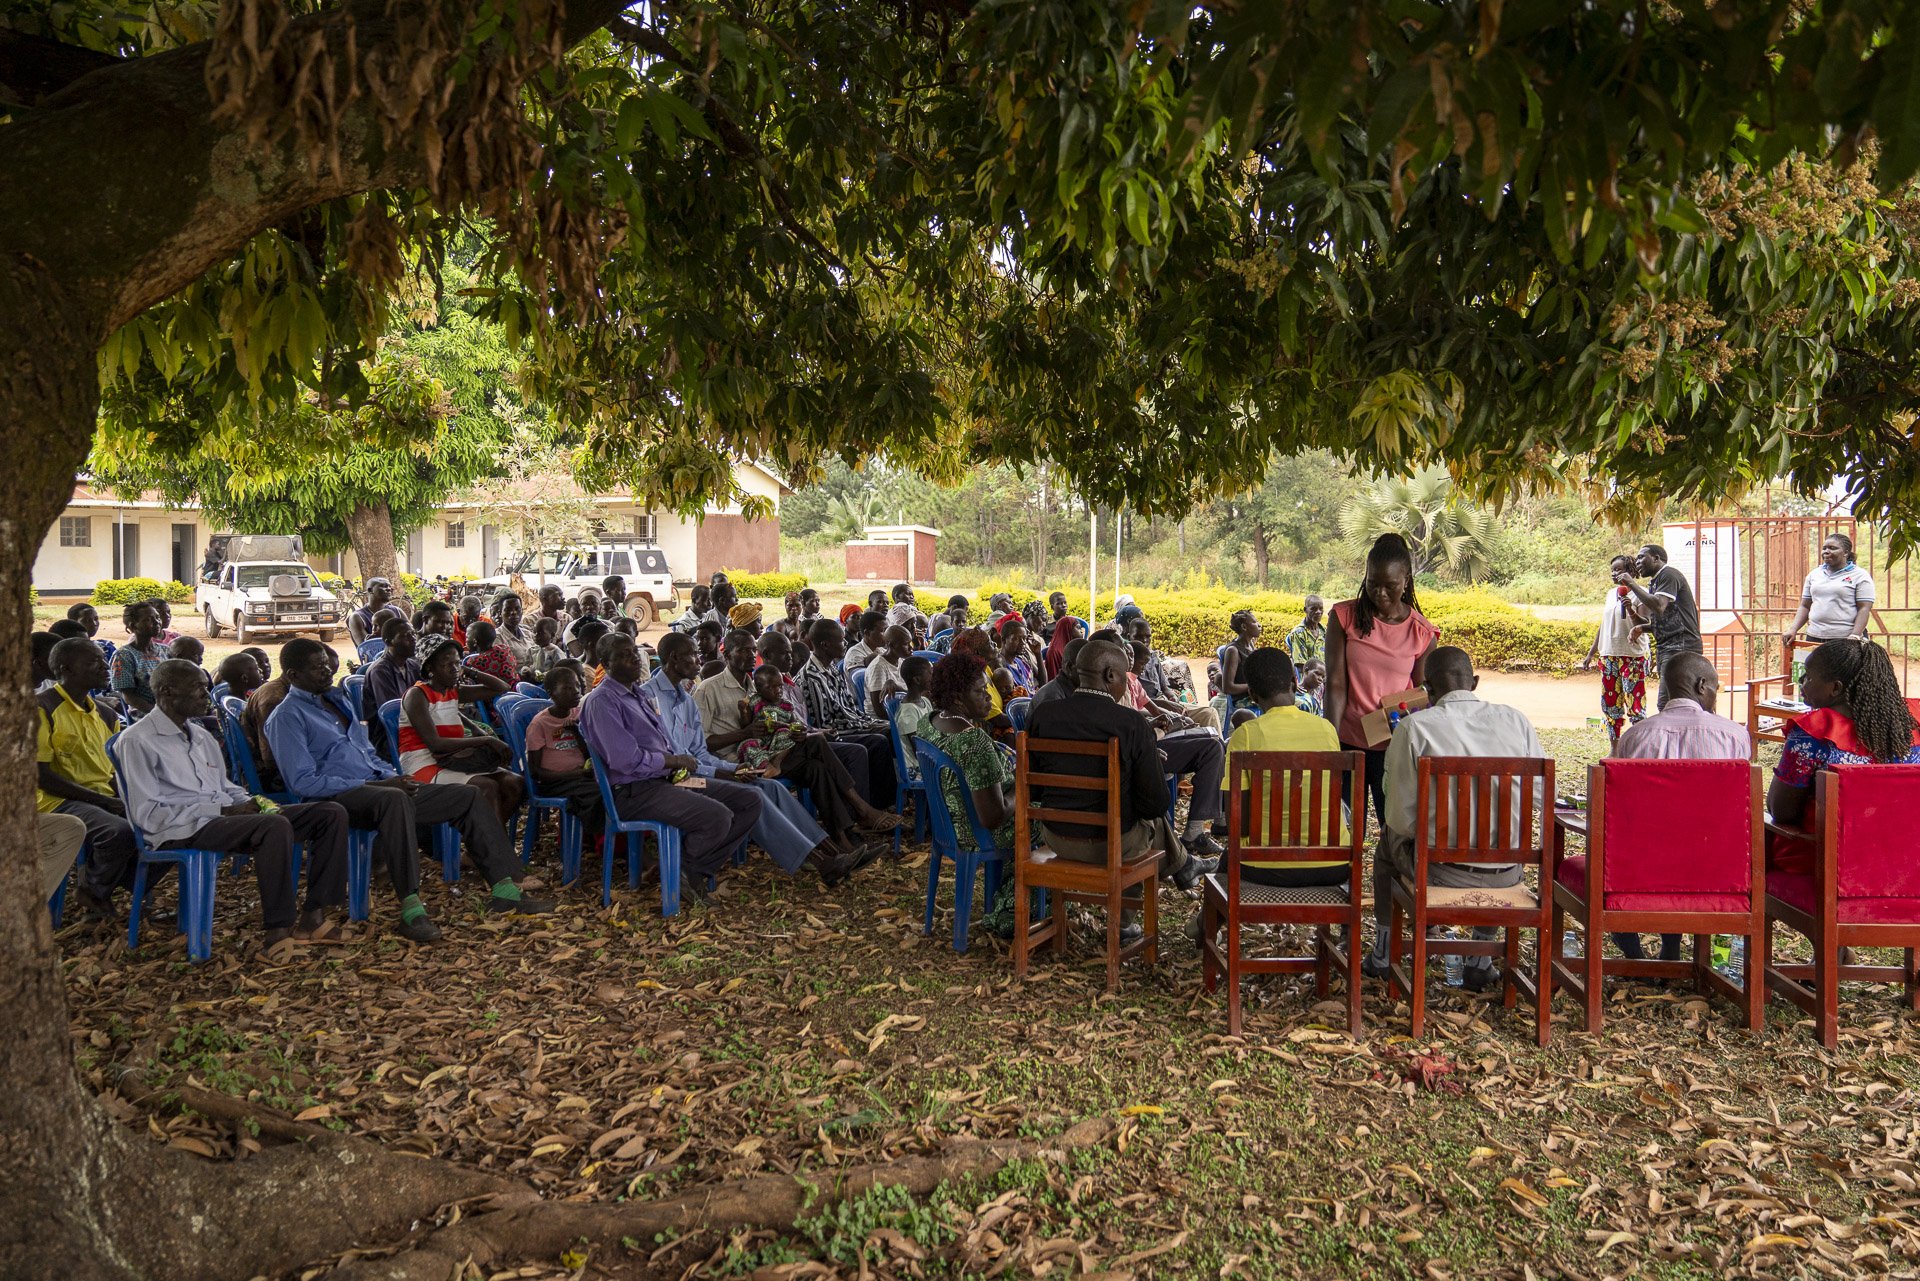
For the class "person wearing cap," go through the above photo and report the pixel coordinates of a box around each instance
[561,588,605,645]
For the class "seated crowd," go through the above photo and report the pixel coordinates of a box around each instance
[34,570,1919,1042]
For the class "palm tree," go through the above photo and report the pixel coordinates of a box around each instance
[1339,465,1495,582]
[823,490,880,543]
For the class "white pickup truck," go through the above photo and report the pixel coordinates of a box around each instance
[197,547,345,642]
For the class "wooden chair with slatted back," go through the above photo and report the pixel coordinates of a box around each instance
[1013,732,1161,991]
[1201,750,1367,1036]
[1385,755,1556,1045]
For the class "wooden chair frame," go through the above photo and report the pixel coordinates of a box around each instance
[1386,755,1556,1046]
[1013,733,1160,991]
[1200,751,1367,1035]
[1549,762,1766,1033]
[1764,770,1920,1048]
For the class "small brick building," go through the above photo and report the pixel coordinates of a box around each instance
[845,525,939,585]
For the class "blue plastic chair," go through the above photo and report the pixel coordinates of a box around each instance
[210,681,231,704]
[220,696,296,804]
[589,755,687,914]
[883,694,928,855]
[912,650,943,664]
[914,738,1008,953]
[515,681,546,698]
[217,696,372,920]
[341,673,367,717]
[1006,697,1031,733]
[505,697,584,879]
[850,667,868,716]
[105,735,238,962]
[928,629,953,649]
[358,637,386,663]
[47,843,88,928]
[376,699,464,882]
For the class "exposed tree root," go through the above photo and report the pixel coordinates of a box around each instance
[319,1118,1118,1281]
[108,1065,1116,1281]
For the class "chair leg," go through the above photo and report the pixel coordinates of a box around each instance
[1051,886,1068,956]
[520,805,539,868]
[952,855,977,954]
[128,862,149,950]
[347,831,372,922]
[1225,913,1242,1037]
[184,855,213,963]
[1583,910,1603,1033]
[1502,927,1520,1009]
[1143,879,1159,965]
[1105,887,1122,992]
[1534,922,1552,1047]
[922,847,941,938]
[1745,925,1766,1031]
[1387,896,1404,999]
[1408,902,1427,1040]
[601,834,617,907]
[1314,926,1331,999]
[1012,864,1030,979]
[1906,948,1919,1014]
[1346,921,1363,1037]
[658,831,681,918]
[1815,927,1839,1050]
[1200,896,1218,993]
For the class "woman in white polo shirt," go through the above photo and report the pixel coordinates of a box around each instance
[1783,533,1875,684]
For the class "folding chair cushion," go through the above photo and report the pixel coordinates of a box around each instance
[1556,855,1749,913]
[1205,874,1348,907]
[1768,871,1920,925]
[1598,759,1754,897]
[1831,763,1920,899]
[1422,881,1538,911]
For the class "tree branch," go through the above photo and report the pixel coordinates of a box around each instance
[0,31,122,109]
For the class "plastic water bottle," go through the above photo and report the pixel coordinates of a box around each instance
[1388,710,1401,731]
[1716,936,1746,979]
[1443,936,1463,987]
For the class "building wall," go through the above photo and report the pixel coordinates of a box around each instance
[696,515,780,579]
[845,542,909,583]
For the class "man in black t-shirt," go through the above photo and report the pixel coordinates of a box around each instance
[1616,544,1702,678]
[1024,639,1211,889]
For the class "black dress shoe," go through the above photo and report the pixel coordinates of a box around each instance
[1183,830,1226,857]
[488,892,556,914]
[1172,854,1218,892]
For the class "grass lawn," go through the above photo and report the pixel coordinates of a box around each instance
[58,725,1920,1279]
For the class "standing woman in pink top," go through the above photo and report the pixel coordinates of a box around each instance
[1323,533,1440,830]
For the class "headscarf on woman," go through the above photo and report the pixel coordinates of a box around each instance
[1045,615,1086,682]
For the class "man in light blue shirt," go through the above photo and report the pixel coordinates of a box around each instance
[644,633,872,885]
[265,638,552,942]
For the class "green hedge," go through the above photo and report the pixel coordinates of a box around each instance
[724,570,808,598]
[91,577,195,607]
[958,581,1589,673]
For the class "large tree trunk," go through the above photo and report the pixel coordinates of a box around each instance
[1252,520,1272,587]
[344,501,402,591]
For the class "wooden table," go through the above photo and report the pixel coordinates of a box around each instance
[1748,697,1807,757]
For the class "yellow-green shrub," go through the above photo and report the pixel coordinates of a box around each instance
[90,577,194,607]
[725,570,808,598]
[957,581,1588,672]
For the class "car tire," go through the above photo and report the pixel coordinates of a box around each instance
[318,629,337,642]
[205,606,222,638]
[234,612,249,643]
[627,597,654,630]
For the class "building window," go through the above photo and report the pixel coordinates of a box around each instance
[632,513,657,542]
[58,516,91,547]
[445,521,465,549]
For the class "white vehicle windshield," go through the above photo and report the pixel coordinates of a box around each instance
[235,564,315,590]
[510,549,577,577]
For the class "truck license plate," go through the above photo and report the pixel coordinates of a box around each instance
[283,614,313,623]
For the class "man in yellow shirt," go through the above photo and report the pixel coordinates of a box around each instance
[37,638,139,915]
[1220,648,1352,890]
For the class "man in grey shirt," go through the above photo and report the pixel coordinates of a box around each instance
[1028,638,1085,708]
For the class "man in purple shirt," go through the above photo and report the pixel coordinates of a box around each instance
[1613,652,1751,762]
[1608,651,1751,961]
[578,633,762,893]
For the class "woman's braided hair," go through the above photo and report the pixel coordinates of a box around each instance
[1350,533,1420,639]
[1808,639,1917,763]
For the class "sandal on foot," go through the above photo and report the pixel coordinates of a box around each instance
[256,936,304,965]
[292,917,349,946]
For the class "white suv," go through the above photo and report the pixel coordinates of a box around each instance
[475,538,679,628]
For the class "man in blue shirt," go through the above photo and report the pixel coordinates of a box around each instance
[579,634,762,893]
[264,638,553,942]
[644,633,876,885]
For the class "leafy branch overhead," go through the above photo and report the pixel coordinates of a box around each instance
[26,0,1920,544]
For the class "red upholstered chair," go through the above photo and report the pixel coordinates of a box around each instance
[1385,756,1555,1046]
[1548,760,1765,1032]
[1200,751,1367,1036]
[1764,764,1920,1048]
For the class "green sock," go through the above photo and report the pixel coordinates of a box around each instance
[400,894,426,924]
[490,879,522,902]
